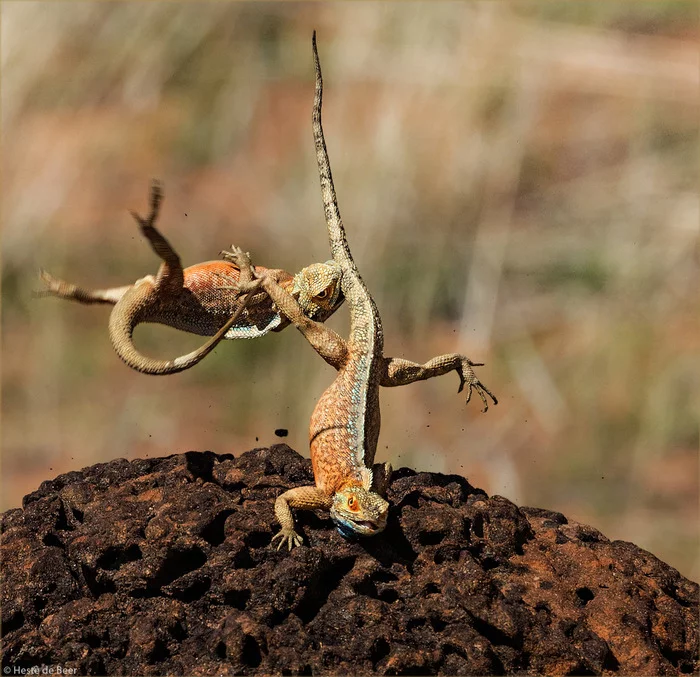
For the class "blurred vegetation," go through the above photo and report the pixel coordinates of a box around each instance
[2,2,698,580]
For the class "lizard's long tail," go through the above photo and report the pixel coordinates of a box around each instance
[107,283,255,375]
[312,32,356,275]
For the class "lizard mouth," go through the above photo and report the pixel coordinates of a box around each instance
[334,517,385,539]
[354,520,379,530]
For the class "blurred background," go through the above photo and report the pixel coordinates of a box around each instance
[2,2,698,580]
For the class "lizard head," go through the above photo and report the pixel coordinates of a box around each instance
[291,261,344,322]
[330,486,389,539]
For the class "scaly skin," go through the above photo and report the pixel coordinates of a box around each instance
[224,34,497,550]
[38,181,344,375]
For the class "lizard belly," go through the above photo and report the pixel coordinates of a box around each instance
[148,262,290,337]
[309,368,378,495]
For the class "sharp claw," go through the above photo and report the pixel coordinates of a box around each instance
[477,387,489,413]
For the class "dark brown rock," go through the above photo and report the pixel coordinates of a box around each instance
[1,446,697,675]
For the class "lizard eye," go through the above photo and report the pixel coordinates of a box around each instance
[347,496,358,511]
[315,288,329,300]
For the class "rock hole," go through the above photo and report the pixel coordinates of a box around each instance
[215,641,227,659]
[170,621,187,641]
[423,583,440,595]
[575,587,595,606]
[224,589,251,610]
[430,617,447,632]
[151,546,207,588]
[244,531,271,549]
[472,513,484,538]
[406,617,427,631]
[353,579,377,598]
[397,490,422,509]
[602,648,620,671]
[434,547,459,565]
[149,638,170,663]
[419,530,445,546]
[561,620,576,638]
[85,632,102,648]
[241,634,262,668]
[54,502,71,531]
[42,533,63,548]
[184,451,216,483]
[97,544,143,571]
[372,570,398,584]
[172,576,211,603]
[295,556,355,624]
[370,637,390,665]
[660,646,695,671]
[378,588,399,604]
[200,510,235,546]
[0,609,24,636]
[233,549,255,570]
[469,613,523,649]
[481,556,499,571]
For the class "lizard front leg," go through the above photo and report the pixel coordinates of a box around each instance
[222,246,349,370]
[380,355,498,412]
[273,486,332,550]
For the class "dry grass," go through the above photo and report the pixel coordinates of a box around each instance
[2,1,698,579]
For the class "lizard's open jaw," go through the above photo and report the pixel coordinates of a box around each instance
[332,514,388,539]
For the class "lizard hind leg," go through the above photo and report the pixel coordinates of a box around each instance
[371,462,393,498]
[106,181,262,375]
[130,180,184,294]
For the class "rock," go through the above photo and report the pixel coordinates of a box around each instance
[1,446,697,675]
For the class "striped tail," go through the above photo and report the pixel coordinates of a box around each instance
[312,32,356,274]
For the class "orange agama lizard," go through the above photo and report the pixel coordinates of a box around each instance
[222,34,497,549]
[38,182,344,375]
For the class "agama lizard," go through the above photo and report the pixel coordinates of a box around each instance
[38,182,344,375]
[222,34,497,549]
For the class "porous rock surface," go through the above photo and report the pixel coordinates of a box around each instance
[1,445,698,675]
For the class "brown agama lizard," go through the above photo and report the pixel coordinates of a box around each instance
[222,33,497,549]
[38,182,344,375]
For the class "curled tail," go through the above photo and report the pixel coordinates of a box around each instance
[107,281,256,375]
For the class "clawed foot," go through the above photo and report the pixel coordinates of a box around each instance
[130,180,163,230]
[35,269,62,297]
[457,359,498,413]
[220,245,262,293]
[271,527,304,551]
